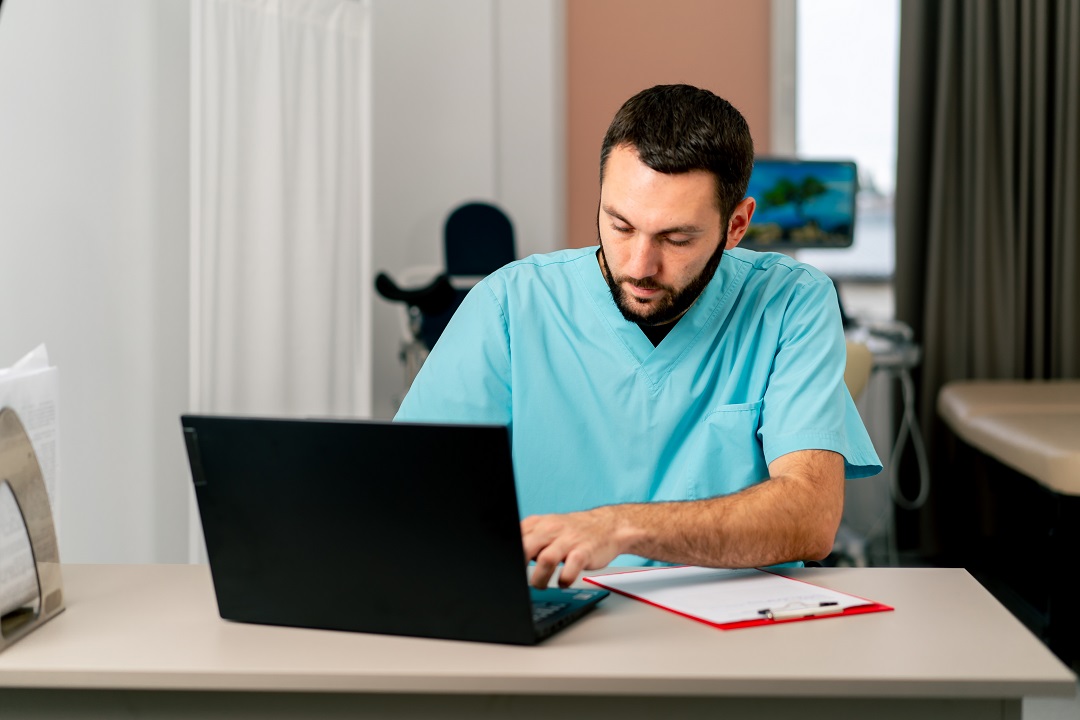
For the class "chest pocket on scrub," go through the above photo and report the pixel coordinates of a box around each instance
[697,400,767,499]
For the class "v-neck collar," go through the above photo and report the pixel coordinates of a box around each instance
[575,247,748,387]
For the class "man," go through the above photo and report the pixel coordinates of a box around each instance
[396,84,881,589]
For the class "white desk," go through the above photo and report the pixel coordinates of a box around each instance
[0,564,1074,720]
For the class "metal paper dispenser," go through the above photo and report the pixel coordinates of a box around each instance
[0,406,64,652]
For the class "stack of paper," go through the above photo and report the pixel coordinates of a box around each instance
[0,345,59,619]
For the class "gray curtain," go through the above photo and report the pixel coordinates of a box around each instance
[894,0,1080,557]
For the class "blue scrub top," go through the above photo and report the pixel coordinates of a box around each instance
[396,246,882,565]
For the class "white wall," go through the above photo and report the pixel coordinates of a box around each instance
[0,0,191,562]
[369,0,564,418]
[0,0,563,561]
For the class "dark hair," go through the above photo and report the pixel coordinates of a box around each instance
[599,84,755,221]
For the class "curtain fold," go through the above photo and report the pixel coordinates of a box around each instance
[895,0,1080,557]
[193,0,371,417]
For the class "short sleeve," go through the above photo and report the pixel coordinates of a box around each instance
[759,276,882,479]
[394,280,513,426]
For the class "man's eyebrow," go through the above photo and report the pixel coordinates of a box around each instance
[601,205,633,226]
[601,205,705,235]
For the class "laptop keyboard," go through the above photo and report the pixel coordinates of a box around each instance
[528,587,608,640]
[532,600,570,623]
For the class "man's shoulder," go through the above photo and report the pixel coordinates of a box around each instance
[482,246,596,294]
[724,247,836,292]
[500,246,598,273]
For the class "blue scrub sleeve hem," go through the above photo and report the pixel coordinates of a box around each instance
[765,432,883,480]
[841,462,885,479]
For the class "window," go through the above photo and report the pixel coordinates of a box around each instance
[781,0,900,319]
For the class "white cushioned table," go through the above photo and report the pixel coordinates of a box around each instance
[937,380,1080,496]
[938,379,1080,667]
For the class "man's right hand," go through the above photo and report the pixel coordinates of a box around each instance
[521,507,631,589]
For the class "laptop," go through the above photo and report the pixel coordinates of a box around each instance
[180,415,608,645]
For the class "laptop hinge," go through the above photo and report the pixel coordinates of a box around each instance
[183,428,208,487]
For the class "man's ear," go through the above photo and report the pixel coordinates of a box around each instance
[724,197,756,249]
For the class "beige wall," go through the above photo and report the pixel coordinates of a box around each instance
[566,0,773,247]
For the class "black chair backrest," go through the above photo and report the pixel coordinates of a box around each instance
[444,202,515,277]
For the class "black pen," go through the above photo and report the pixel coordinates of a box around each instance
[758,601,842,621]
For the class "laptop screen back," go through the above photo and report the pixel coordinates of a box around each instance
[183,416,540,644]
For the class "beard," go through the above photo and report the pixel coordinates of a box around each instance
[598,231,727,327]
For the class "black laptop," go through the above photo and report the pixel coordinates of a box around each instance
[180,415,607,645]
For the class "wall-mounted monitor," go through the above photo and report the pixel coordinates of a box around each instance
[741,158,858,251]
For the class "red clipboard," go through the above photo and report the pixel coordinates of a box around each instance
[583,566,893,630]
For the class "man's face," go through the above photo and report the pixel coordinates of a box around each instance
[597,145,750,327]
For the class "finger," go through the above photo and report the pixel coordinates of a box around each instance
[531,545,567,589]
[522,534,536,564]
[530,558,556,589]
[521,524,552,563]
[558,549,589,589]
[521,515,562,561]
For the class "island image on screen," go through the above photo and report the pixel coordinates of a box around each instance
[742,158,858,250]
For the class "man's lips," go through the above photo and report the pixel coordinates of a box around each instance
[625,282,664,300]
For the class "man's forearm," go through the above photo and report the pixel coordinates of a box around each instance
[521,449,845,588]
[611,468,843,568]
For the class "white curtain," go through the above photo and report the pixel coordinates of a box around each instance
[191,0,371,418]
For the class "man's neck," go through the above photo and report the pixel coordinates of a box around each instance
[640,321,676,347]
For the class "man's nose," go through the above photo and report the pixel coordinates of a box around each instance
[623,237,660,280]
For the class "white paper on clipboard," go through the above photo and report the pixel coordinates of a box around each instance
[584,566,889,628]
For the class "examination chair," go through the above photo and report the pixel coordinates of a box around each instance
[825,340,875,568]
[375,201,516,388]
